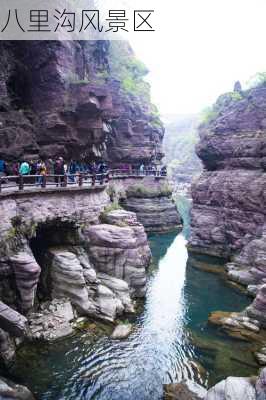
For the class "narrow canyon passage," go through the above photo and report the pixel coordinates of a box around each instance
[11,221,254,400]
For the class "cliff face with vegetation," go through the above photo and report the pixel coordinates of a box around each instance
[0,41,164,165]
[190,87,265,258]
[0,40,181,379]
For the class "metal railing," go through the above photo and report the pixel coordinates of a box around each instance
[0,169,167,193]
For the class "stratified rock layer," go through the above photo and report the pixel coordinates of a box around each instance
[0,41,163,165]
[190,87,265,258]
[85,210,151,297]
[120,178,182,233]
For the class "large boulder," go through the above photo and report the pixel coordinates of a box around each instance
[41,244,135,322]
[85,210,151,297]
[205,377,256,400]
[43,248,94,315]
[0,302,27,337]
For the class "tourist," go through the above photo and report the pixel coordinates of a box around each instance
[161,165,167,176]
[0,159,7,183]
[19,160,30,175]
[12,162,20,176]
[68,160,78,183]
[36,160,47,186]
[54,157,65,186]
[139,164,145,175]
[46,158,54,175]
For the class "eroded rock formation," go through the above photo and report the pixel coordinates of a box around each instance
[0,186,151,369]
[0,41,163,165]
[189,86,266,327]
[190,87,265,258]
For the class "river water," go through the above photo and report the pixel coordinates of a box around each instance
[12,199,257,399]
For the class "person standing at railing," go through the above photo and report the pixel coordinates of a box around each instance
[54,157,65,186]
[68,160,78,183]
[36,160,47,186]
[19,161,30,176]
[160,165,167,176]
[0,159,7,183]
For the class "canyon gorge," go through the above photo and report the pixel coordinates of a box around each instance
[0,37,265,400]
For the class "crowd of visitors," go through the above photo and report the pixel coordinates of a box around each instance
[0,157,167,187]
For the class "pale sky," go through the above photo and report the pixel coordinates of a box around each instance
[128,0,266,114]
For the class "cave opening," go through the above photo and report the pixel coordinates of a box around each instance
[29,220,81,301]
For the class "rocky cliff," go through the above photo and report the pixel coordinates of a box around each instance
[0,41,164,165]
[189,86,265,259]
[0,39,180,381]
[189,85,266,362]
[0,187,151,366]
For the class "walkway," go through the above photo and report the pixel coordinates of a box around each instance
[0,170,167,195]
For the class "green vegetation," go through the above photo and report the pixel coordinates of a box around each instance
[100,201,122,222]
[109,41,150,101]
[246,72,266,89]
[200,106,219,124]
[200,90,243,125]
[228,91,243,101]
[126,183,172,199]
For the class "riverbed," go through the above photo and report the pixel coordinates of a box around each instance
[11,203,256,399]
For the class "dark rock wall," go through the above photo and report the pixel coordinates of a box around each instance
[0,40,164,165]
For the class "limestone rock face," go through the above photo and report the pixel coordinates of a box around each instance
[41,246,135,322]
[28,299,74,341]
[43,248,94,315]
[9,251,41,314]
[120,178,182,233]
[0,302,27,337]
[122,196,182,233]
[85,210,151,297]
[189,87,265,259]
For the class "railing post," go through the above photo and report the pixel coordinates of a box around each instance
[78,173,83,187]
[0,177,2,193]
[63,174,67,187]
[92,173,96,186]
[19,175,24,191]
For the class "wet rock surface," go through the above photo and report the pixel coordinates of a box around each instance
[28,299,74,342]
[111,323,132,340]
[0,376,35,400]
[164,381,206,399]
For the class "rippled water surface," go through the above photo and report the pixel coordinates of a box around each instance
[13,220,255,399]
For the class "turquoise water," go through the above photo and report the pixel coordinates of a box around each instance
[11,226,255,400]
